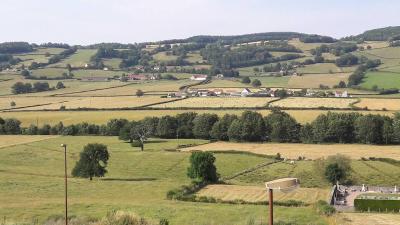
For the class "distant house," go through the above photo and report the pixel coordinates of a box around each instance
[335,91,349,98]
[241,88,252,97]
[103,67,109,71]
[81,77,110,82]
[216,74,224,79]
[212,89,224,96]
[127,74,147,81]
[149,74,160,80]
[190,74,208,81]
[84,64,90,68]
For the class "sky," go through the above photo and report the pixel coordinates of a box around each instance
[1,0,399,45]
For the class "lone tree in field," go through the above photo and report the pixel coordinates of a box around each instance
[136,89,144,97]
[130,122,153,151]
[241,76,251,84]
[187,152,219,183]
[72,143,109,180]
[251,79,262,88]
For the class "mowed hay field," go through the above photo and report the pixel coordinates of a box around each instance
[0,135,58,148]
[181,142,400,160]
[152,97,277,108]
[197,185,330,204]
[287,73,351,88]
[0,97,79,110]
[296,63,342,74]
[62,80,198,96]
[0,110,394,126]
[335,213,400,225]
[270,97,358,109]
[17,96,171,110]
[0,136,327,224]
[355,98,400,110]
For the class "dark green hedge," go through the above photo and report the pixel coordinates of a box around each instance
[355,198,400,212]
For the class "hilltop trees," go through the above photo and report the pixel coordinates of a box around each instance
[72,143,110,180]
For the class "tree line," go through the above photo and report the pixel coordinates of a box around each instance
[11,81,64,94]
[4,110,400,146]
[0,42,33,54]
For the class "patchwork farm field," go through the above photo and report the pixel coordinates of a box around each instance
[0,109,393,126]
[30,68,126,79]
[335,213,400,225]
[14,96,172,110]
[0,96,80,110]
[48,49,97,68]
[269,97,358,109]
[181,141,400,160]
[355,98,400,110]
[296,63,342,74]
[197,185,330,204]
[0,135,58,148]
[0,136,327,224]
[361,71,400,89]
[61,80,197,96]
[152,97,277,108]
[287,73,351,88]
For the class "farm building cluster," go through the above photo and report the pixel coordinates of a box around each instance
[168,88,351,99]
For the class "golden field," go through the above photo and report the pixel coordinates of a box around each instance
[197,185,330,204]
[0,110,394,126]
[355,98,400,111]
[152,97,277,108]
[16,96,171,110]
[288,73,351,88]
[0,97,79,110]
[334,213,400,225]
[270,97,358,109]
[181,141,400,160]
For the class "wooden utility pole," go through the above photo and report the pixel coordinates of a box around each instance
[269,189,273,225]
[62,144,68,225]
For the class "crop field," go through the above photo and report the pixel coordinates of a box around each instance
[197,185,330,204]
[297,63,342,74]
[49,49,97,68]
[102,58,123,69]
[0,135,58,148]
[0,109,393,127]
[361,71,400,89]
[181,141,400,160]
[153,51,179,62]
[229,161,330,188]
[15,54,50,66]
[356,47,400,69]
[61,80,197,96]
[237,57,313,76]
[0,136,327,224]
[185,51,204,64]
[30,68,68,78]
[0,96,81,110]
[269,97,357,109]
[288,39,327,53]
[227,160,400,188]
[288,73,351,88]
[355,98,400,110]
[357,41,390,50]
[16,96,172,110]
[72,69,126,78]
[336,213,400,225]
[152,97,277,108]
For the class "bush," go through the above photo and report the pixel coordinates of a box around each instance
[314,200,336,216]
